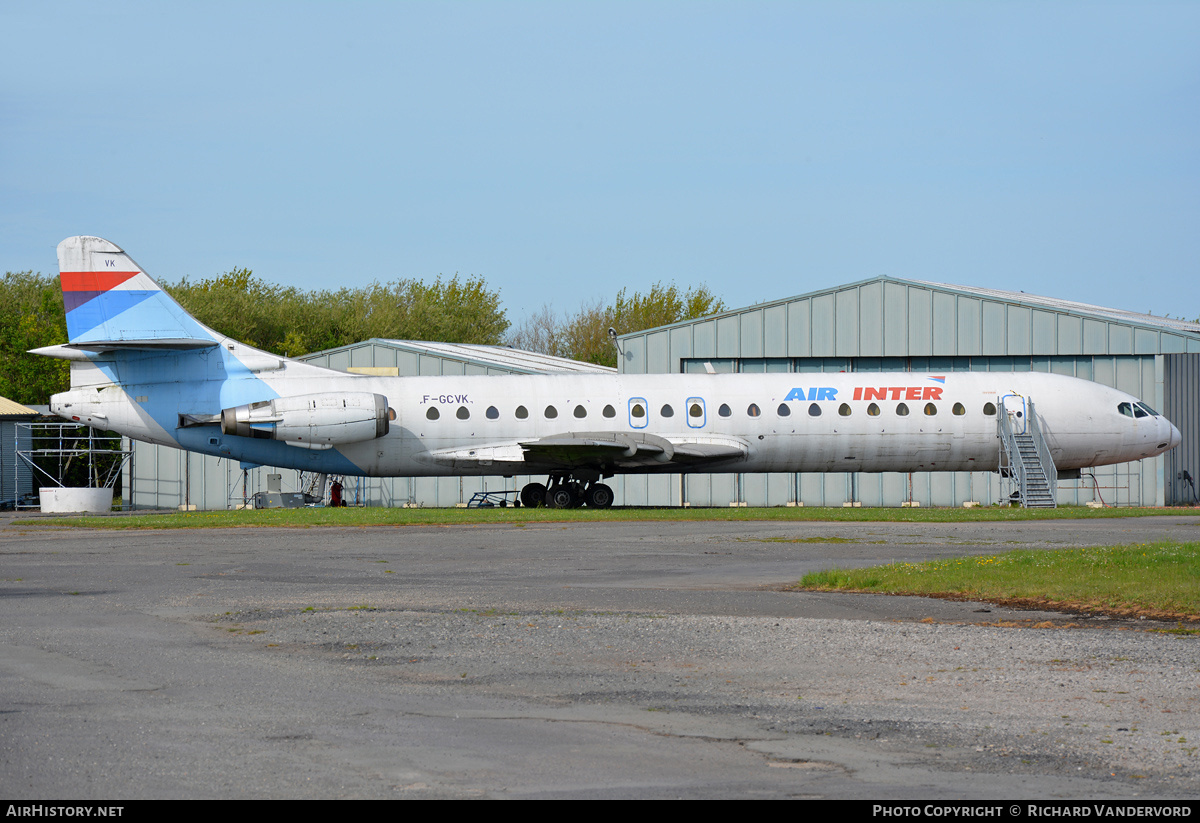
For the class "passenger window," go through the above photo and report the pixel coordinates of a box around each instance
[574,405,587,418]
[867,403,880,416]
[426,407,440,420]
[838,403,851,417]
[689,403,703,418]
[544,405,558,419]
[718,404,732,418]
[631,403,646,419]
[924,403,937,416]
[896,403,909,416]
[808,403,821,417]
[603,404,616,418]
[1117,402,1134,418]
[777,403,791,417]
[983,402,996,416]
[515,405,529,419]
[485,406,499,419]
[456,406,470,420]
[747,403,760,417]
[952,403,965,416]
[388,407,397,421]
[661,404,674,417]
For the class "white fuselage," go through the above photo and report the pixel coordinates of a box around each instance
[51,360,1181,479]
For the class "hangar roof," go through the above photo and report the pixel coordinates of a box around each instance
[371,341,615,373]
[301,339,614,376]
[0,396,38,419]
[910,279,1200,335]
[614,275,1200,373]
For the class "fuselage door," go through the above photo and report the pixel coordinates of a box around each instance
[1000,393,1027,435]
[686,397,706,428]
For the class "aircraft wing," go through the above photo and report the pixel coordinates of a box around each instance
[424,431,749,472]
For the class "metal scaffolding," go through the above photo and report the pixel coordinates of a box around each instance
[14,422,132,511]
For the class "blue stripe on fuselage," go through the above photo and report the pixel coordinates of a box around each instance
[174,426,369,475]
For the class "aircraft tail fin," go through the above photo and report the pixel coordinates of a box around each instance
[57,236,218,350]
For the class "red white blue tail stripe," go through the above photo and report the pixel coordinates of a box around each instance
[57,236,214,345]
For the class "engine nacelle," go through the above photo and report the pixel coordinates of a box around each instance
[221,392,391,450]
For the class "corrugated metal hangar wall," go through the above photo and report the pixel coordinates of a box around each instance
[125,278,1200,509]
[1,398,38,507]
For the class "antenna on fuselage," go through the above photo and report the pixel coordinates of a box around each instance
[608,327,623,359]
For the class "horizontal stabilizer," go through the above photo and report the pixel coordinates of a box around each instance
[31,340,219,360]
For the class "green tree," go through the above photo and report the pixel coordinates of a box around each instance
[1,266,510,404]
[165,271,509,355]
[0,271,69,405]
[508,282,726,367]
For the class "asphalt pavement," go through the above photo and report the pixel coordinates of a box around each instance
[0,514,1196,799]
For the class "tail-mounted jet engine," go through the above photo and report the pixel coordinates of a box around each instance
[221,392,391,450]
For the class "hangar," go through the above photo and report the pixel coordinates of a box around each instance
[122,278,1200,510]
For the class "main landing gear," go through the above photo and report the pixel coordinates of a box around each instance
[520,472,614,509]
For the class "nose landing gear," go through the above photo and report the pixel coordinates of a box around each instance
[520,473,614,509]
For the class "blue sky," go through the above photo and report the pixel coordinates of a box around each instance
[3,1,1198,328]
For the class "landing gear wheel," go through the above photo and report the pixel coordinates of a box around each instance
[585,483,614,509]
[545,485,576,509]
[521,482,547,508]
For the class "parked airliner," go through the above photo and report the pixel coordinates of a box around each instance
[35,236,1181,508]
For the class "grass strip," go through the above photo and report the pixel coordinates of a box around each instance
[12,505,1200,530]
[798,541,1200,621]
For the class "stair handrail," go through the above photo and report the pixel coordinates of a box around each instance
[1025,398,1058,507]
[997,395,1028,503]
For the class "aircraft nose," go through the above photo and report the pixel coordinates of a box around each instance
[1169,421,1182,450]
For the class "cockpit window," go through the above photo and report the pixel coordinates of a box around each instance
[1137,402,1158,417]
[1118,402,1134,418]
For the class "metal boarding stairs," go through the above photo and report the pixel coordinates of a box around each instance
[997,395,1058,508]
